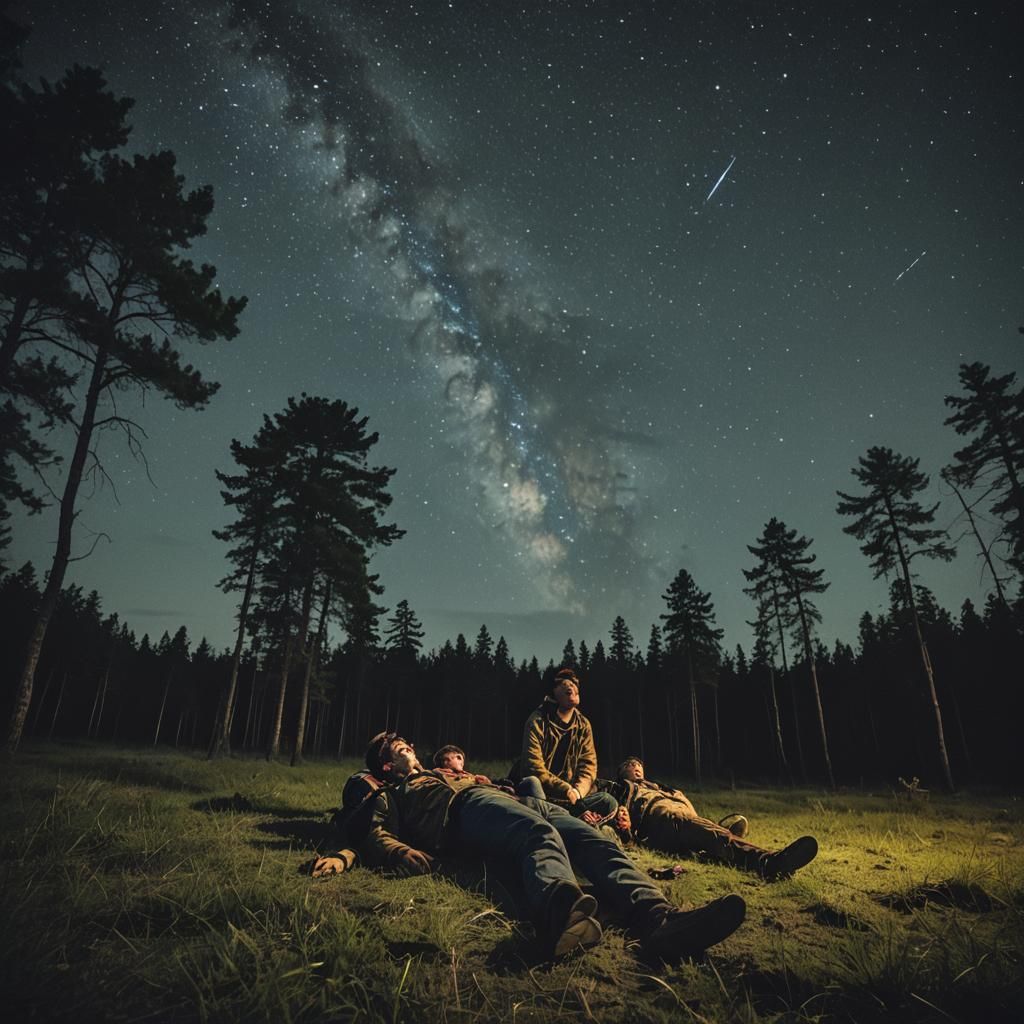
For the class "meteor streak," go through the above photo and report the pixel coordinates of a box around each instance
[893,250,926,284]
[705,155,736,201]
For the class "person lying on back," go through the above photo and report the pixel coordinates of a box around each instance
[600,757,818,881]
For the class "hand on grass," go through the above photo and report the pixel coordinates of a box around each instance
[310,855,348,877]
[397,848,435,876]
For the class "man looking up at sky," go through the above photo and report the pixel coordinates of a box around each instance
[363,731,747,961]
[517,668,617,823]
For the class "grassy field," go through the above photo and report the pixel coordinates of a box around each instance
[1,745,1022,1023]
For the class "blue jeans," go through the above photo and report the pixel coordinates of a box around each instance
[571,790,617,821]
[446,788,666,929]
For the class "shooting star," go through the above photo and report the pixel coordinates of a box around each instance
[705,155,736,202]
[893,250,927,284]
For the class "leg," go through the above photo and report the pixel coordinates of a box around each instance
[572,790,618,821]
[516,775,546,801]
[447,788,601,953]
[524,798,747,958]
[640,804,817,879]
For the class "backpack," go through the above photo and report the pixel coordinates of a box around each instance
[330,770,385,846]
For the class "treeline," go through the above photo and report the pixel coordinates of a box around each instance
[1,561,1022,788]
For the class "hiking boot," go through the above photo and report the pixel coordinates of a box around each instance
[544,883,602,959]
[642,894,746,961]
[718,813,749,838]
[759,835,818,881]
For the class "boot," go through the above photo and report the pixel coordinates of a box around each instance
[642,894,746,961]
[757,835,818,880]
[543,881,602,959]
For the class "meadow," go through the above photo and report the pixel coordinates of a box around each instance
[1,745,1021,1023]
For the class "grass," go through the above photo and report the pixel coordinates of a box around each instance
[1,745,1022,1022]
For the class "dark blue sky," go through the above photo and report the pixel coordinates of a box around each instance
[8,0,1022,663]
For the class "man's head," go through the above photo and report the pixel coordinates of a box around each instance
[432,744,466,771]
[551,668,581,711]
[366,731,422,779]
[618,757,645,782]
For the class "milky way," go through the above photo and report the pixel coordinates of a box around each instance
[216,0,651,610]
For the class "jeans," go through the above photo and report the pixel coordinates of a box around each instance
[571,790,617,821]
[446,788,667,930]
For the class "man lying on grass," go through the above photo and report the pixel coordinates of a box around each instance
[353,730,747,961]
[599,757,818,880]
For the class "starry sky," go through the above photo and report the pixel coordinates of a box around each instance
[8,0,1022,664]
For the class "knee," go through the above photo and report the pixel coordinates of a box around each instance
[585,792,618,818]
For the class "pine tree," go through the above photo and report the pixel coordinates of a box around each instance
[745,518,835,788]
[5,143,245,754]
[944,362,1024,573]
[385,599,425,656]
[837,446,956,790]
[660,569,723,783]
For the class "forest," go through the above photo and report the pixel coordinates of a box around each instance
[2,29,1023,795]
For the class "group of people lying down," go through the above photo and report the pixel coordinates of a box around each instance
[308,667,818,961]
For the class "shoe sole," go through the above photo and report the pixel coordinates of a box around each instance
[552,894,602,958]
[647,893,746,960]
[766,836,818,880]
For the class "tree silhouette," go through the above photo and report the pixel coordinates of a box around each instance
[837,446,956,790]
[745,518,835,788]
[208,431,288,757]
[257,396,401,760]
[1,59,132,559]
[944,361,1024,574]
[5,141,245,754]
[660,568,723,782]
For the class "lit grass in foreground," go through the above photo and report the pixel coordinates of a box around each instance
[1,744,1022,1022]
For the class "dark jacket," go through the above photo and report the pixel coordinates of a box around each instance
[366,769,519,867]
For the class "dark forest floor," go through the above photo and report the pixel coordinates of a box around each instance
[1,744,1022,1022]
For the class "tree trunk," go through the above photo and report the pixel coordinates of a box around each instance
[5,342,110,754]
[266,633,296,759]
[29,665,56,734]
[765,665,789,779]
[153,674,171,746]
[291,579,329,766]
[886,496,955,791]
[794,593,835,789]
[209,537,262,759]
[945,475,1010,611]
[771,589,805,781]
[47,671,68,739]
[688,653,701,785]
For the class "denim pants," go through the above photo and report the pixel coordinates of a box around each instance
[446,788,667,929]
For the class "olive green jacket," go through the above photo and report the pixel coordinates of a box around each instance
[519,701,598,802]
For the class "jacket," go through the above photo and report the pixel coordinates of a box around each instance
[519,700,598,801]
[365,769,519,867]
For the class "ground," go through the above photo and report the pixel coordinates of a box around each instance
[1,745,1021,1022]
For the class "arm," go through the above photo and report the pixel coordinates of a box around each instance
[572,717,598,797]
[521,713,573,800]
[364,790,435,875]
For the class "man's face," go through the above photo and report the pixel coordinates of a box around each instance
[439,750,465,772]
[386,738,422,777]
[552,678,580,710]
[620,760,644,782]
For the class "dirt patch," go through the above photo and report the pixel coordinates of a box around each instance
[802,902,872,930]
[875,880,995,913]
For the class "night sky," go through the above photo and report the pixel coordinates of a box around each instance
[8,0,1022,664]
